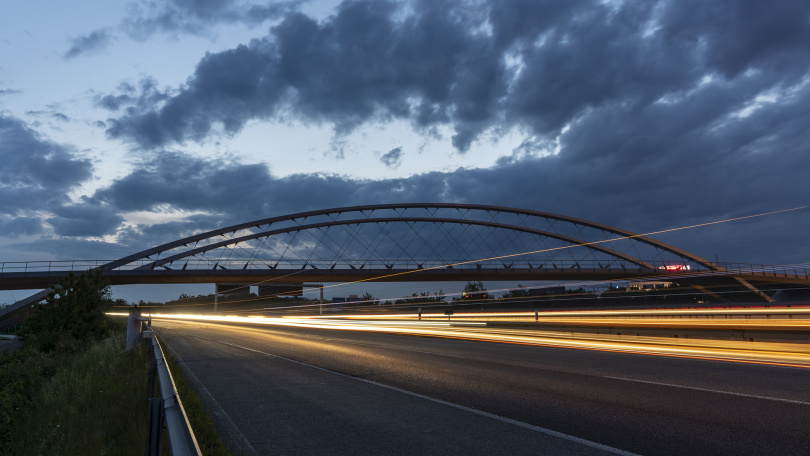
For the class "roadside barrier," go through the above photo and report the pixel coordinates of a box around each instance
[139,319,202,456]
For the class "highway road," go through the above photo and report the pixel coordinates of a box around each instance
[154,318,810,455]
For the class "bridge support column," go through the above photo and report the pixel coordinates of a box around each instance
[126,310,141,350]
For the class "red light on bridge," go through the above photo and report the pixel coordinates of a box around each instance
[659,264,691,271]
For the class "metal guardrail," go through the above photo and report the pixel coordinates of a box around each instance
[143,323,202,456]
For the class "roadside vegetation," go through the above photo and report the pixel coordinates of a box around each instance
[0,271,149,455]
[1,270,234,455]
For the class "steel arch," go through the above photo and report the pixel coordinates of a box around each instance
[134,217,656,271]
[100,203,717,272]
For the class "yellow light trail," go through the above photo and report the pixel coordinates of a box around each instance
[113,311,810,369]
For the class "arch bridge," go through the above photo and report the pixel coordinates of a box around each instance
[2,204,807,312]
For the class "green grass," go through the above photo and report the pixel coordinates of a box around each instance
[161,343,233,456]
[1,315,235,456]
[1,322,150,455]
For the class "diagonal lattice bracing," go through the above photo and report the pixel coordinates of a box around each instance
[95,204,717,275]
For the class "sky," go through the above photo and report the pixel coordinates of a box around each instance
[1,0,809,304]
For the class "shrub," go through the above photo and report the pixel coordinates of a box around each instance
[19,270,113,353]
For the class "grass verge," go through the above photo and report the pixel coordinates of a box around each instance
[161,341,232,455]
[0,319,149,455]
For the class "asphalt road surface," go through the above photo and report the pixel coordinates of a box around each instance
[154,319,810,456]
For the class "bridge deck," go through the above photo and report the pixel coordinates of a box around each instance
[1,267,808,290]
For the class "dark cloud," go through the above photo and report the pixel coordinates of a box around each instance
[122,0,301,40]
[9,238,135,262]
[380,147,403,168]
[97,79,171,112]
[104,0,810,156]
[64,29,114,59]
[0,114,93,214]
[0,89,21,95]
[47,199,124,237]
[0,216,43,236]
[89,110,810,263]
[105,0,507,149]
[6,0,810,268]
[659,0,810,79]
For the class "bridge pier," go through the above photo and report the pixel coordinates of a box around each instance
[257,283,303,297]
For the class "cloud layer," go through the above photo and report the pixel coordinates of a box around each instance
[104,0,810,155]
[3,0,810,268]
[0,115,92,222]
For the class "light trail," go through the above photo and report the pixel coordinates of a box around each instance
[114,312,810,369]
[299,305,810,319]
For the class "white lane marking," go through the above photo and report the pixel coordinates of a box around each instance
[603,376,810,406]
[198,336,640,456]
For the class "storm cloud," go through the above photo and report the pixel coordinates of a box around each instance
[0,114,93,215]
[104,0,810,155]
[85,125,810,264]
[122,0,302,39]
[47,199,124,237]
[5,0,810,267]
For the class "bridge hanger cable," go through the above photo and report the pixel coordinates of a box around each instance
[193,206,810,306]
[270,205,810,296]
[140,206,808,310]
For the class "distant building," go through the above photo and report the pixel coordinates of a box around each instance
[527,286,565,296]
[628,281,672,291]
[215,284,250,297]
[258,283,303,297]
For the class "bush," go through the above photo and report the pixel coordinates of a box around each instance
[19,270,113,353]
[0,329,150,455]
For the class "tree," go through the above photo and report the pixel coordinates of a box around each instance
[360,292,378,304]
[454,281,487,301]
[393,290,446,305]
[502,284,530,299]
[19,270,112,353]
[463,281,486,293]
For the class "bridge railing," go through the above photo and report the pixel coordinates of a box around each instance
[711,262,810,279]
[0,259,668,273]
[2,259,807,277]
[148,259,661,271]
[0,260,156,274]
